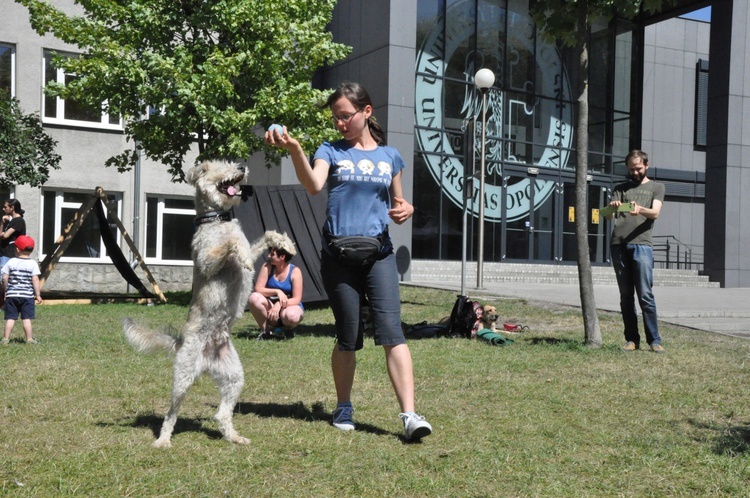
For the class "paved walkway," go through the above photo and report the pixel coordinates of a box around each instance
[403,280,750,339]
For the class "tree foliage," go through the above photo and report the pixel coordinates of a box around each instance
[0,92,61,189]
[531,0,673,47]
[17,0,350,180]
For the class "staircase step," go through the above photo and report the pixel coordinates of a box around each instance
[409,260,719,288]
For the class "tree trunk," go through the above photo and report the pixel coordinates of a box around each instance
[574,1,602,348]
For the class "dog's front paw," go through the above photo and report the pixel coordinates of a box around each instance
[152,438,172,449]
[240,259,255,272]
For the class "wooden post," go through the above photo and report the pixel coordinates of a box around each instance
[38,187,168,304]
[38,193,99,289]
[95,188,167,303]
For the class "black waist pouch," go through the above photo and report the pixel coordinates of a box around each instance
[325,230,388,267]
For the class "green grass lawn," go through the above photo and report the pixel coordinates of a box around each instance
[2,286,750,496]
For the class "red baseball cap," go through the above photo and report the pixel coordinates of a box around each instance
[14,235,35,251]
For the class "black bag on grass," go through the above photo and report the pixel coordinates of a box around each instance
[404,321,449,340]
[447,295,482,339]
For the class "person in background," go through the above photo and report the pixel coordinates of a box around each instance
[1,235,43,345]
[0,199,27,270]
[247,232,304,340]
[605,149,665,354]
[264,81,432,440]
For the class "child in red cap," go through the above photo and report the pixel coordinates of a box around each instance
[1,235,43,345]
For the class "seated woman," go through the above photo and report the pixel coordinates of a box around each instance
[248,232,304,339]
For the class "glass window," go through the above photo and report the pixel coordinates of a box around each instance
[506,1,536,94]
[694,59,709,148]
[41,190,122,262]
[42,50,122,130]
[417,0,444,52]
[478,0,505,81]
[0,43,14,96]
[414,0,635,262]
[611,21,635,164]
[444,0,476,82]
[145,196,194,263]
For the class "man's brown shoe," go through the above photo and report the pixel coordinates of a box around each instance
[650,344,666,354]
[621,341,639,352]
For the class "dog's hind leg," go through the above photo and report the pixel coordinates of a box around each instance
[153,338,204,448]
[208,343,249,445]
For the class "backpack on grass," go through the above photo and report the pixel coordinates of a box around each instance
[404,321,449,340]
[447,295,483,339]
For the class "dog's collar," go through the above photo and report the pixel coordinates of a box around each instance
[194,210,232,227]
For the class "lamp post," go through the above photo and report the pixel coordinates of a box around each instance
[460,119,473,297]
[474,68,495,289]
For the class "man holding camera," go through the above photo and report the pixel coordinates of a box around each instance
[605,150,665,354]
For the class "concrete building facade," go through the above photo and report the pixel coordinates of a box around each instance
[1,0,748,291]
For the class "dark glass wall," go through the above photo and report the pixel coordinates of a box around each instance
[413,0,636,263]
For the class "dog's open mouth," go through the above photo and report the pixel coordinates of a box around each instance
[217,175,244,197]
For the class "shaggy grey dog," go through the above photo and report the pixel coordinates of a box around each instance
[124,160,276,448]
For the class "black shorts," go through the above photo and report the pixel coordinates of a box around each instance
[4,296,36,320]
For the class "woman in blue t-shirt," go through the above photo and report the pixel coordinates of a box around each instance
[248,234,304,340]
[265,81,432,441]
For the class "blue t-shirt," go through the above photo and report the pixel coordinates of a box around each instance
[313,140,405,237]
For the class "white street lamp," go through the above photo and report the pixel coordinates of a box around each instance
[474,68,495,289]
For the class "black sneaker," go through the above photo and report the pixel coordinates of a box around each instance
[256,331,273,341]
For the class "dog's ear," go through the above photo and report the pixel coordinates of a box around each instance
[186,162,209,186]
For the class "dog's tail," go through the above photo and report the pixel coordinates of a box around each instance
[122,317,182,355]
[248,230,296,264]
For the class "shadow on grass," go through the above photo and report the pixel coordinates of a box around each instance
[528,337,586,349]
[108,404,422,444]
[688,418,750,456]
[235,400,404,439]
[107,414,224,441]
[236,400,328,421]
[234,323,336,340]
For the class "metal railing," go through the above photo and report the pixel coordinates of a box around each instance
[653,235,702,270]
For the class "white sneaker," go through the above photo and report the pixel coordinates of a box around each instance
[399,412,432,440]
[332,405,355,431]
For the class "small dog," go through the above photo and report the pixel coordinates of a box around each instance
[123,160,277,448]
[480,304,500,332]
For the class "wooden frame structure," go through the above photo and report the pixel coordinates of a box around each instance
[38,187,167,303]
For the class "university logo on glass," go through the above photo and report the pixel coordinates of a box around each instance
[415,1,573,222]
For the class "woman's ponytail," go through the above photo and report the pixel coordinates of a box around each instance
[367,116,386,146]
